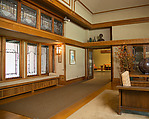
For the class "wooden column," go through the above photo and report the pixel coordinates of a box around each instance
[54,45,56,73]
[64,44,66,81]
[0,37,2,81]
[25,42,27,78]
[49,45,53,73]
[17,1,21,23]
[37,43,41,76]
[1,37,6,81]
[85,49,88,80]
[36,9,41,29]
[20,40,25,78]
[52,17,54,33]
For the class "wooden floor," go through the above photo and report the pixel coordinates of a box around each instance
[0,81,112,119]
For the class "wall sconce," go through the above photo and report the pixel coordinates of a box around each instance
[56,45,62,55]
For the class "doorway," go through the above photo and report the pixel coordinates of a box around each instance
[93,48,112,81]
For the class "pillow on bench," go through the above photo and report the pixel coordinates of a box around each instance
[121,71,131,86]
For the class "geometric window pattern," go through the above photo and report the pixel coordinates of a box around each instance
[27,43,37,76]
[54,19,63,36]
[41,13,52,32]
[41,46,49,74]
[0,0,17,21]
[6,40,20,78]
[21,4,37,27]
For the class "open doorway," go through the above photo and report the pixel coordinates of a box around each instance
[93,48,112,81]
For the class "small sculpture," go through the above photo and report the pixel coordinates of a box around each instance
[93,37,96,42]
[88,37,92,42]
[97,34,104,41]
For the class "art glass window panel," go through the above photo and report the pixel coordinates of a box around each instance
[145,46,149,58]
[54,19,63,36]
[133,46,143,63]
[41,13,52,32]
[0,0,17,21]
[69,50,76,65]
[27,43,37,76]
[89,51,93,76]
[41,46,49,74]
[6,40,20,78]
[21,4,36,27]
[52,45,55,72]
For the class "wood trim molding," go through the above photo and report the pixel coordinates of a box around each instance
[41,0,92,29]
[59,76,85,85]
[49,45,53,73]
[0,18,84,47]
[84,38,149,48]
[20,40,25,79]
[92,17,149,29]
[93,4,149,15]
[74,0,93,14]
[64,44,66,81]
[61,0,70,6]
[37,43,41,76]
[0,17,149,48]
[0,37,2,81]
[1,37,6,81]
[20,0,149,30]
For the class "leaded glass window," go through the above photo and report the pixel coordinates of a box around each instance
[27,43,37,76]
[41,45,49,74]
[21,4,36,27]
[6,40,20,78]
[41,13,52,32]
[54,19,63,36]
[0,0,17,21]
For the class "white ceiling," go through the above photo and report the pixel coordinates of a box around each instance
[80,0,149,13]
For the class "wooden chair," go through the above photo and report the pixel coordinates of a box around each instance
[117,71,149,115]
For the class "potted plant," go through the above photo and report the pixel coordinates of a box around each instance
[115,45,135,73]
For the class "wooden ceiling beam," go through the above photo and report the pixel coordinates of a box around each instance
[0,18,84,47]
[1,17,149,49]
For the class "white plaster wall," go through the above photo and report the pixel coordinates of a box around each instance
[112,22,149,78]
[88,28,111,42]
[75,1,92,23]
[113,22,149,40]
[64,21,88,43]
[93,6,149,24]
[55,45,64,75]
[66,45,85,81]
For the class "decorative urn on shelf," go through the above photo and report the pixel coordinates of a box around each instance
[139,58,149,74]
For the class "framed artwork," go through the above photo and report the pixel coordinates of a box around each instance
[69,50,76,65]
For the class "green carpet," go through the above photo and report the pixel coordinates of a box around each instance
[0,72,111,119]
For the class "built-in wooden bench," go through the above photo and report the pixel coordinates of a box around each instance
[0,76,59,99]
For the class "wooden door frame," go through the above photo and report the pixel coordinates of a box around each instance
[87,49,94,80]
